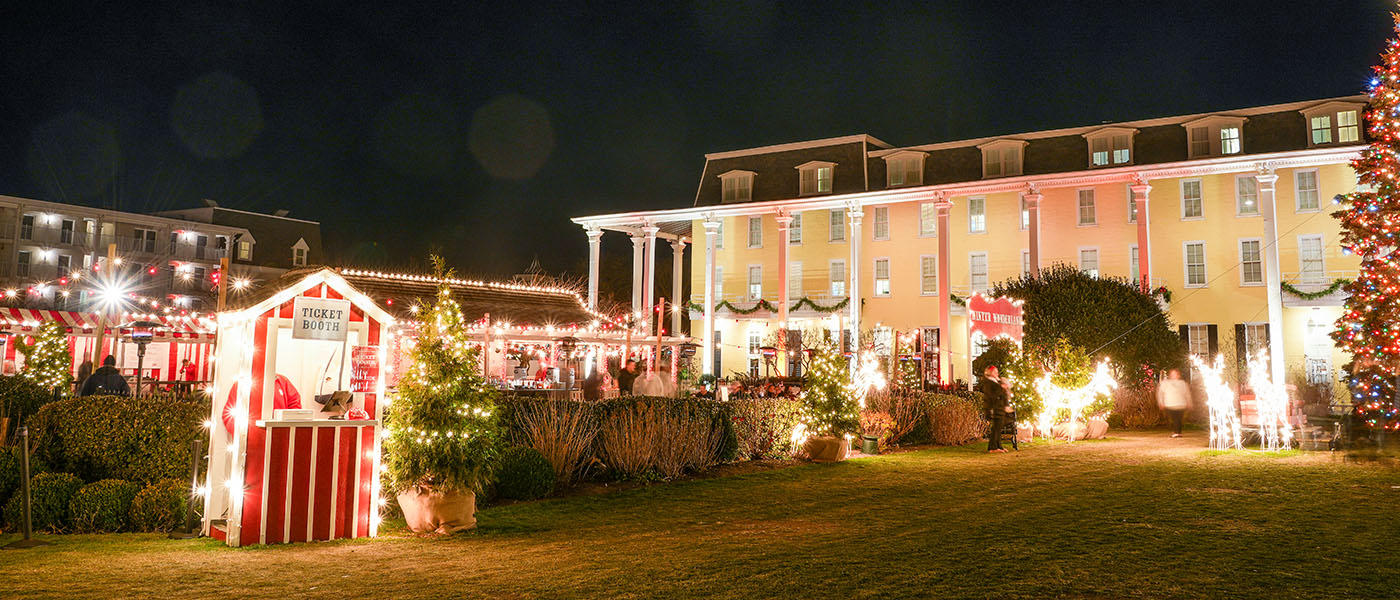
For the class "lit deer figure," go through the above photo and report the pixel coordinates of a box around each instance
[1247,351,1293,452]
[1191,354,1242,451]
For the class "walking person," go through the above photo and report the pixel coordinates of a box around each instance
[80,355,131,397]
[180,359,198,395]
[616,359,640,396]
[977,364,1013,453]
[1157,368,1192,438]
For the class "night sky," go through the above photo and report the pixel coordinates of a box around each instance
[0,1,1393,280]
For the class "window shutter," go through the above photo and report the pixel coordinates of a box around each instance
[1208,324,1219,356]
[1178,325,1189,354]
[1234,324,1246,367]
[1262,323,1270,347]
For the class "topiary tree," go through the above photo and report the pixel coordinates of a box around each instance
[15,322,73,392]
[3,471,81,532]
[128,478,188,532]
[798,339,858,437]
[993,263,1184,383]
[384,257,501,497]
[68,479,140,532]
[494,447,556,500]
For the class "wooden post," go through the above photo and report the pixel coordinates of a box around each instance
[653,297,665,373]
[217,256,230,313]
[92,243,118,364]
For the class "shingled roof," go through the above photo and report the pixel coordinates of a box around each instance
[233,267,606,328]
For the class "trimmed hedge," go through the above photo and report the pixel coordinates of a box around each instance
[495,447,556,500]
[27,394,208,484]
[729,397,803,460]
[0,374,59,437]
[69,479,141,533]
[129,479,188,533]
[0,445,49,512]
[3,472,82,532]
[925,393,987,446]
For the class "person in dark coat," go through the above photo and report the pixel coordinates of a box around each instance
[977,364,1013,453]
[74,360,94,395]
[80,355,131,397]
[616,359,640,395]
[582,368,602,402]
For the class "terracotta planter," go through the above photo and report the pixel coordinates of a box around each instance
[803,436,851,463]
[397,487,477,534]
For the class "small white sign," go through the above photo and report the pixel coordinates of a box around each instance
[292,296,351,341]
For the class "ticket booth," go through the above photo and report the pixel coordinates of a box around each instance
[203,269,395,547]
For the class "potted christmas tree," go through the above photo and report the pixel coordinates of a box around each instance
[798,340,859,462]
[384,259,500,533]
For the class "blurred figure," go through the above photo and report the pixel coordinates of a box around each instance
[180,358,198,394]
[977,364,1013,453]
[80,355,130,397]
[582,367,602,402]
[75,360,94,394]
[1157,368,1192,438]
[617,359,639,395]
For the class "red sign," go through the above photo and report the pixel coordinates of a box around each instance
[350,345,380,393]
[967,294,1024,342]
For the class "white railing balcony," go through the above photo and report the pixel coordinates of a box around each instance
[1280,269,1354,307]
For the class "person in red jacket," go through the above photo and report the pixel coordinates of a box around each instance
[222,374,302,436]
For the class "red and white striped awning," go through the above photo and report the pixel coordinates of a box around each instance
[0,308,217,340]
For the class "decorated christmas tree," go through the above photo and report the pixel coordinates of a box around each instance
[16,321,73,391]
[1334,17,1400,431]
[384,258,501,499]
[798,339,858,437]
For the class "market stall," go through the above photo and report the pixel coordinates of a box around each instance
[203,268,393,547]
[0,307,215,386]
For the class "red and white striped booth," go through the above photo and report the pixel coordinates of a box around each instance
[0,308,216,384]
[203,269,394,547]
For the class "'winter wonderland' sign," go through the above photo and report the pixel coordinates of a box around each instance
[967,294,1024,342]
[292,296,352,341]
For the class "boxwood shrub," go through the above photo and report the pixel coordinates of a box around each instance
[129,478,189,533]
[0,445,49,513]
[0,374,59,439]
[3,472,82,532]
[495,446,556,500]
[69,479,141,533]
[27,394,209,484]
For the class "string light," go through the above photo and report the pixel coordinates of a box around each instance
[1192,354,1242,451]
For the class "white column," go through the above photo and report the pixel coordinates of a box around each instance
[1256,169,1286,384]
[1025,190,1042,277]
[936,196,952,385]
[847,206,864,366]
[670,238,685,337]
[630,232,645,318]
[702,218,720,376]
[586,227,602,311]
[775,213,793,376]
[1131,179,1153,292]
[643,225,659,326]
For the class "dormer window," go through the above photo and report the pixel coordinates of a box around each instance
[796,161,835,195]
[1299,101,1365,148]
[719,170,755,203]
[978,139,1027,178]
[1182,115,1247,158]
[1083,127,1137,168]
[883,151,925,187]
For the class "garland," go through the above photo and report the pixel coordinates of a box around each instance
[1281,279,1350,300]
[950,294,966,307]
[686,296,850,314]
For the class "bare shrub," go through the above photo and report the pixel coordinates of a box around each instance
[1113,386,1162,429]
[866,389,924,444]
[925,393,986,446]
[596,397,728,479]
[596,401,662,478]
[511,398,598,484]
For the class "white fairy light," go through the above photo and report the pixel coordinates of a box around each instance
[1034,358,1117,442]
[1192,354,1242,451]
[1247,351,1293,452]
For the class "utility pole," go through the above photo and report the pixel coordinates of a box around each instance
[216,256,229,312]
[92,243,117,364]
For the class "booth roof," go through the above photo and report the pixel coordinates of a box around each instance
[231,267,604,328]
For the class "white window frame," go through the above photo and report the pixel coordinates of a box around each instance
[1019,195,1029,230]
[1181,178,1204,220]
[969,252,989,293]
[978,139,1027,178]
[1295,169,1320,212]
[1183,241,1207,288]
[1238,238,1264,286]
[719,170,755,203]
[1077,189,1097,227]
[919,202,937,237]
[747,216,763,248]
[789,212,803,245]
[1243,323,1269,355]
[1021,249,1031,277]
[797,161,836,196]
[1078,246,1100,278]
[1220,127,1242,155]
[1186,324,1210,359]
[1130,245,1140,284]
[1309,115,1333,145]
[1083,127,1136,168]
[968,196,986,234]
[1297,234,1326,285]
[1236,175,1259,217]
[293,246,307,267]
[715,265,724,299]
[1300,102,1365,148]
[872,206,890,241]
[920,255,938,296]
[874,258,891,297]
[1182,115,1247,158]
[828,209,845,243]
[788,261,803,299]
[236,239,253,261]
[715,219,725,249]
[829,259,847,297]
[884,152,925,187]
[1127,184,1138,224]
[747,264,763,301]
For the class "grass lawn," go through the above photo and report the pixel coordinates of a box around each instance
[2,431,1398,599]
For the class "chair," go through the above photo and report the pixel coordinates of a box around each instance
[987,410,1019,451]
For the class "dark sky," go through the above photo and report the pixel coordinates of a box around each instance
[0,1,1393,278]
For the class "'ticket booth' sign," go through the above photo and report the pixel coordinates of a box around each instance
[292,296,352,341]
